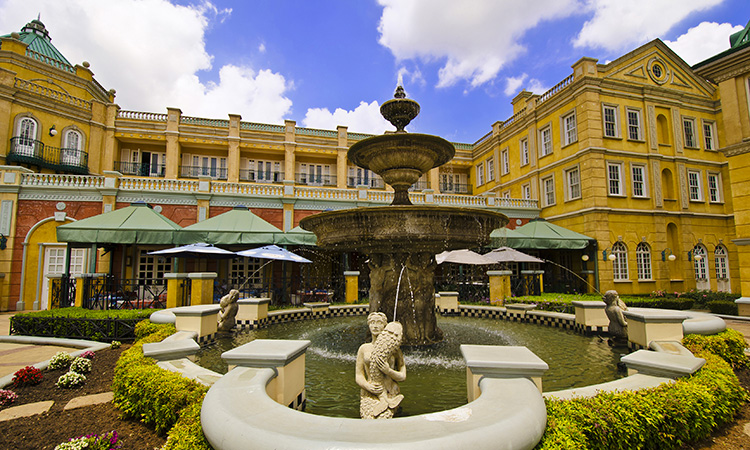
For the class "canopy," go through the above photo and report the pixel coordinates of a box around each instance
[274,226,317,246]
[489,227,528,248]
[147,243,236,259]
[485,246,544,263]
[56,202,182,245]
[491,219,593,250]
[436,249,496,265]
[236,245,312,263]
[176,206,281,245]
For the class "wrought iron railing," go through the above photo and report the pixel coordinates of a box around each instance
[114,161,166,177]
[347,177,385,189]
[180,165,228,180]
[50,276,76,309]
[439,183,472,194]
[295,172,336,187]
[239,169,283,183]
[80,275,168,310]
[8,137,89,174]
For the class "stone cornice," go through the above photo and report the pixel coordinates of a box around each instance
[720,140,750,157]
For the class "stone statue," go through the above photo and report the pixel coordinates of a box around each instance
[356,312,406,419]
[603,290,628,345]
[217,289,239,332]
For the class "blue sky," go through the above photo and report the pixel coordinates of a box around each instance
[1,0,749,143]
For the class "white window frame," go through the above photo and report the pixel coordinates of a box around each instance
[501,149,509,175]
[61,129,82,166]
[520,138,529,166]
[476,163,485,186]
[486,157,495,182]
[636,242,652,281]
[626,108,642,141]
[715,245,729,280]
[561,111,577,146]
[702,120,717,151]
[565,166,581,201]
[522,183,531,200]
[687,169,703,202]
[693,245,709,281]
[683,117,697,148]
[631,164,648,198]
[612,241,629,281]
[541,175,555,207]
[602,104,619,138]
[15,116,38,156]
[539,126,552,157]
[501,190,511,199]
[607,162,624,196]
[707,172,722,203]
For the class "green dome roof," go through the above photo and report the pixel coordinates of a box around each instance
[2,18,74,72]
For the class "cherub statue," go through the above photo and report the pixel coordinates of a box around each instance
[355,312,406,419]
[217,289,239,332]
[603,290,628,345]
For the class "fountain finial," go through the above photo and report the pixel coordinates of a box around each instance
[380,85,420,132]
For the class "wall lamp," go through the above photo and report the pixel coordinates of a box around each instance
[661,248,676,261]
[687,250,703,261]
[602,248,616,261]
[581,254,590,262]
[49,125,57,137]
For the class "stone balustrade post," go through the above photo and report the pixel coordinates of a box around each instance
[623,309,688,350]
[188,272,217,305]
[172,305,221,343]
[236,297,271,329]
[164,273,188,309]
[304,302,330,319]
[735,298,750,317]
[572,300,608,334]
[344,271,360,304]
[45,274,63,310]
[461,345,549,401]
[436,291,459,314]
[487,270,513,305]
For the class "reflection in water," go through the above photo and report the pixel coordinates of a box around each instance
[196,315,624,418]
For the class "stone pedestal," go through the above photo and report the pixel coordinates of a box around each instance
[172,305,220,343]
[222,339,311,410]
[237,297,271,328]
[188,272,217,306]
[436,291,459,314]
[487,270,513,305]
[735,298,750,317]
[165,273,188,309]
[304,302,330,319]
[623,309,688,350]
[344,271,360,304]
[572,300,608,333]
[620,349,705,378]
[505,303,536,321]
[461,345,549,401]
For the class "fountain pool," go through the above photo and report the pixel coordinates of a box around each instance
[196,315,624,418]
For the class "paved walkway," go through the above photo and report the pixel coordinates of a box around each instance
[0,312,78,378]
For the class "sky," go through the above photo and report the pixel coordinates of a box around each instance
[1,0,749,143]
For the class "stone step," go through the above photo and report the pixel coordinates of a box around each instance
[63,391,114,410]
[0,400,54,421]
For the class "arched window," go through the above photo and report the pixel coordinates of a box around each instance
[612,241,628,280]
[692,244,708,281]
[636,242,652,280]
[715,245,729,280]
[15,117,38,156]
[61,130,82,166]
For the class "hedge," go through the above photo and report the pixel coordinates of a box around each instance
[706,300,738,316]
[10,307,153,342]
[683,328,749,369]
[112,320,212,449]
[536,331,748,449]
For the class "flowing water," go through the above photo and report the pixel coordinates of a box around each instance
[196,315,625,418]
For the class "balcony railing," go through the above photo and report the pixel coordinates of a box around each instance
[440,183,472,194]
[181,165,228,180]
[239,169,283,183]
[408,181,429,192]
[295,173,336,187]
[114,161,166,177]
[347,177,385,189]
[8,137,88,174]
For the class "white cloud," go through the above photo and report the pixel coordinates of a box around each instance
[526,79,549,94]
[0,0,293,123]
[664,22,744,65]
[397,66,426,88]
[504,74,528,96]
[258,42,267,54]
[573,0,724,52]
[376,0,578,89]
[303,101,392,135]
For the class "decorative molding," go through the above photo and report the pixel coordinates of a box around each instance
[647,104,657,151]
[677,162,688,209]
[652,160,662,208]
[18,193,102,202]
[625,65,647,79]
[712,62,750,83]
[671,108,684,154]
[720,140,750,157]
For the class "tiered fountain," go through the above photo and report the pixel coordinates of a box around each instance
[301,87,507,345]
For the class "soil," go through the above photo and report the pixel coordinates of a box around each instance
[0,345,166,450]
[0,347,749,450]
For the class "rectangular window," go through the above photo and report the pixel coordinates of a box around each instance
[607,162,623,196]
[631,165,647,198]
[703,121,716,150]
[520,138,529,166]
[542,176,555,206]
[688,170,702,201]
[486,157,495,181]
[563,112,577,146]
[501,149,509,175]
[565,167,581,200]
[708,172,722,203]
[522,183,531,200]
[501,190,511,199]
[476,163,484,186]
[603,105,618,138]
[540,126,552,157]
[627,109,642,140]
[683,118,697,148]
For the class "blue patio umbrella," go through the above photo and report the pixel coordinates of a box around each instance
[235,244,312,263]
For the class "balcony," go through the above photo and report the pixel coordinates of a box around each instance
[181,165,228,180]
[114,161,166,177]
[347,177,385,189]
[239,169,283,184]
[8,137,89,174]
[295,172,336,187]
[408,181,429,192]
[440,183,472,195]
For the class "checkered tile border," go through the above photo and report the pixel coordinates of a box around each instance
[573,324,608,335]
[330,305,369,317]
[527,315,575,330]
[197,332,217,346]
[289,390,306,411]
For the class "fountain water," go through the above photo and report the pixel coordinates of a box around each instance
[300,87,507,345]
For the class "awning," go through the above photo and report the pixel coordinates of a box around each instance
[56,202,182,245]
[176,206,281,245]
[485,247,544,263]
[274,226,317,246]
[499,218,594,250]
[489,227,529,248]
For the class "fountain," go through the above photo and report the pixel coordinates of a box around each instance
[300,87,507,345]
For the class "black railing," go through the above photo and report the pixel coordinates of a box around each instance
[295,172,336,186]
[239,169,283,183]
[181,165,228,179]
[408,181,429,192]
[10,316,144,342]
[50,276,76,309]
[347,177,385,189]
[8,137,89,174]
[440,183,472,194]
[114,161,166,177]
[81,275,167,310]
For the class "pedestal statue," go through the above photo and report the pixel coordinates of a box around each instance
[356,312,406,419]
[217,289,239,332]
[603,290,628,346]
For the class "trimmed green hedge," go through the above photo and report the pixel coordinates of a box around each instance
[706,300,738,316]
[10,307,153,342]
[683,329,749,369]
[537,331,748,449]
[12,307,153,320]
[112,320,212,449]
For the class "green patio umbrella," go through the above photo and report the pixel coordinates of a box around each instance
[274,226,317,246]
[508,218,594,249]
[176,205,281,245]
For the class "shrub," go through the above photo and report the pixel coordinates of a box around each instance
[56,371,86,388]
[0,389,18,407]
[48,351,73,370]
[12,365,42,387]
[110,340,121,349]
[707,300,738,316]
[70,356,93,374]
[54,430,121,450]
[683,328,749,369]
[162,397,212,450]
[10,307,152,342]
